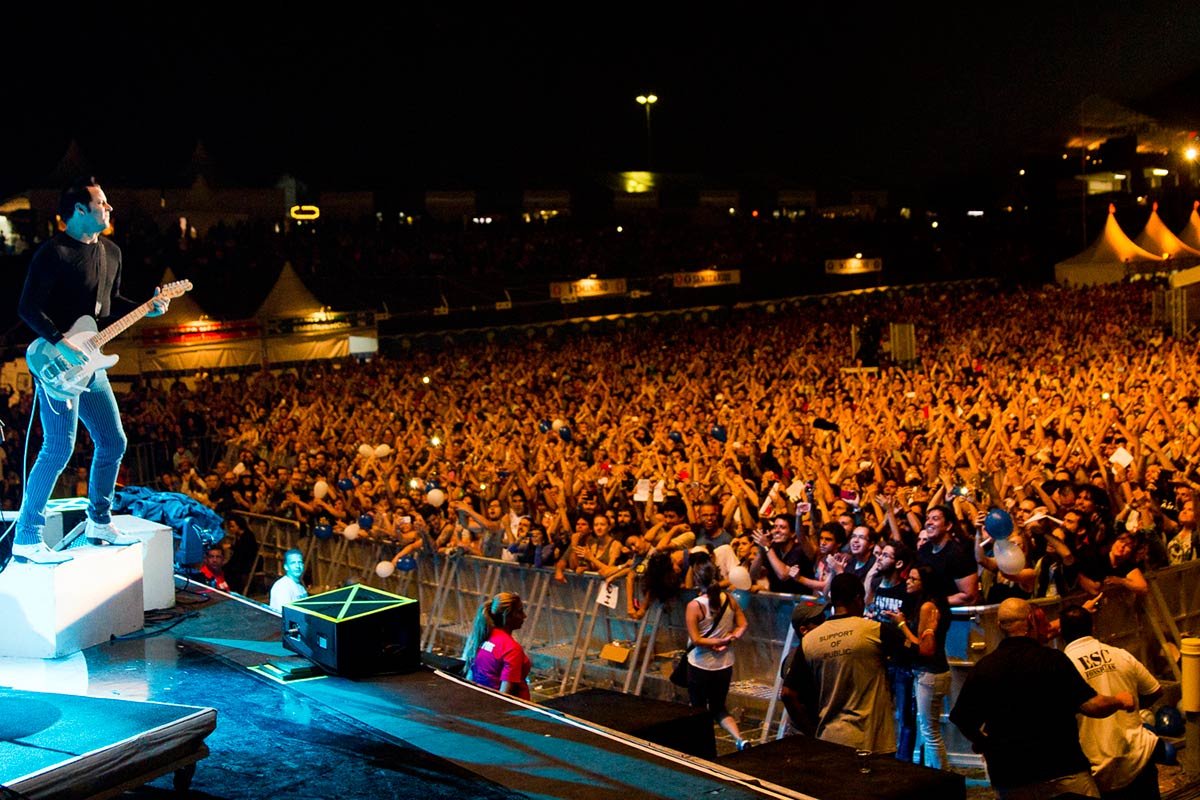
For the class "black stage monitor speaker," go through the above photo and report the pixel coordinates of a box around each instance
[282,584,420,677]
[543,688,717,759]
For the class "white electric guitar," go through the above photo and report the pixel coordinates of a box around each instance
[26,279,193,402]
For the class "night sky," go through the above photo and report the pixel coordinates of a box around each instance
[3,4,1199,196]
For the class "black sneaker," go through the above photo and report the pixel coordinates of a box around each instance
[736,739,752,752]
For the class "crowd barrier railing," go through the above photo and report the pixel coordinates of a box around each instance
[228,522,1200,757]
[231,511,305,597]
[234,523,803,739]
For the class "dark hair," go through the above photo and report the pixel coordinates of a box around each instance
[830,573,864,607]
[1042,479,1067,497]
[820,521,847,545]
[855,526,881,545]
[58,176,100,222]
[927,504,954,521]
[908,564,941,602]
[884,541,914,571]
[926,504,962,538]
[643,550,682,604]
[1059,604,1093,643]
[771,513,793,532]
[660,498,687,518]
[1075,484,1110,512]
[693,562,723,611]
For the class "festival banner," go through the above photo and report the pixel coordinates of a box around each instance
[672,269,741,288]
[549,278,628,299]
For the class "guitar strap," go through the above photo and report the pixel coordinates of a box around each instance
[95,241,114,319]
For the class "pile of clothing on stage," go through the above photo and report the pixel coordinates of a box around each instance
[114,485,224,568]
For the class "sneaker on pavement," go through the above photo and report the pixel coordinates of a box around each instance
[13,542,73,565]
[85,519,137,546]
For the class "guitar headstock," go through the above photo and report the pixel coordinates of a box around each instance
[158,279,194,299]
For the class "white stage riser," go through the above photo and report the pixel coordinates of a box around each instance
[41,505,175,612]
[109,514,176,611]
[0,514,174,659]
[0,544,144,658]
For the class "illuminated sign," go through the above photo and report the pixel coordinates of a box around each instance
[549,278,628,299]
[289,205,320,220]
[266,310,375,335]
[141,319,261,345]
[825,257,883,275]
[672,269,741,288]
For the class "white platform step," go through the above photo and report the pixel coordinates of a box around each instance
[108,514,175,611]
[0,543,144,659]
[41,503,175,612]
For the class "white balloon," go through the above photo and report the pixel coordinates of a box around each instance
[727,565,752,591]
[374,443,392,458]
[426,488,446,508]
[312,480,329,500]
[358,444,373,457]
[993,538,1026,574]
[342,522,361,541]
[551,418,565,432]
[375,560,396,578]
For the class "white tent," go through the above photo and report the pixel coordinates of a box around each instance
[104,267,243,377]
[1134,202,1200,260]
[1054,204,1163,285]
[1180,201,1200,252]
[101,261,376,375]
[251,263,377,364]
[255,263,324,319]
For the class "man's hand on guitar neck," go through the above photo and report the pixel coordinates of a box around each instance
[54,338,88,367]
[146,287,171,318]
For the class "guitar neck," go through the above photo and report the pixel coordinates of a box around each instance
[93,298,159,348]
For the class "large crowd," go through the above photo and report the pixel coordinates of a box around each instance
[4,274,1190,793]
[3,279,1191,615]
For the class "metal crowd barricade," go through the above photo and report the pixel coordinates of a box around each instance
[231,511,304,596]
[390,553,806,731]
[1144,561,1200,683]
[941,582,1188,768]
[214,529,1200,757]
[644,588,801,742]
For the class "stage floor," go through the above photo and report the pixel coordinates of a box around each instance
[0,583,803,800]
[2,580,1190,800]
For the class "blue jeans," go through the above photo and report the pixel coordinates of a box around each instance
[17,371,126,544]
[913,668,951,770]
[889,664,916,762]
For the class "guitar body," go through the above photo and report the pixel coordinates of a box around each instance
[24,279,191,402]
[26,316,120,402]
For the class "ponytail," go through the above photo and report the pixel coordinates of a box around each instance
[462,592,521,675]
[694,562,722,610]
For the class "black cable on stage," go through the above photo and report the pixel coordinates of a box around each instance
[110,610,201,641]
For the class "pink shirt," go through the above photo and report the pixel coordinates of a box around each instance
[470,628,531,700]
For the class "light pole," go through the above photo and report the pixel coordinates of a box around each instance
[636,93,657,169]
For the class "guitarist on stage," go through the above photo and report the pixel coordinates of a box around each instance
[12,177,169,565]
